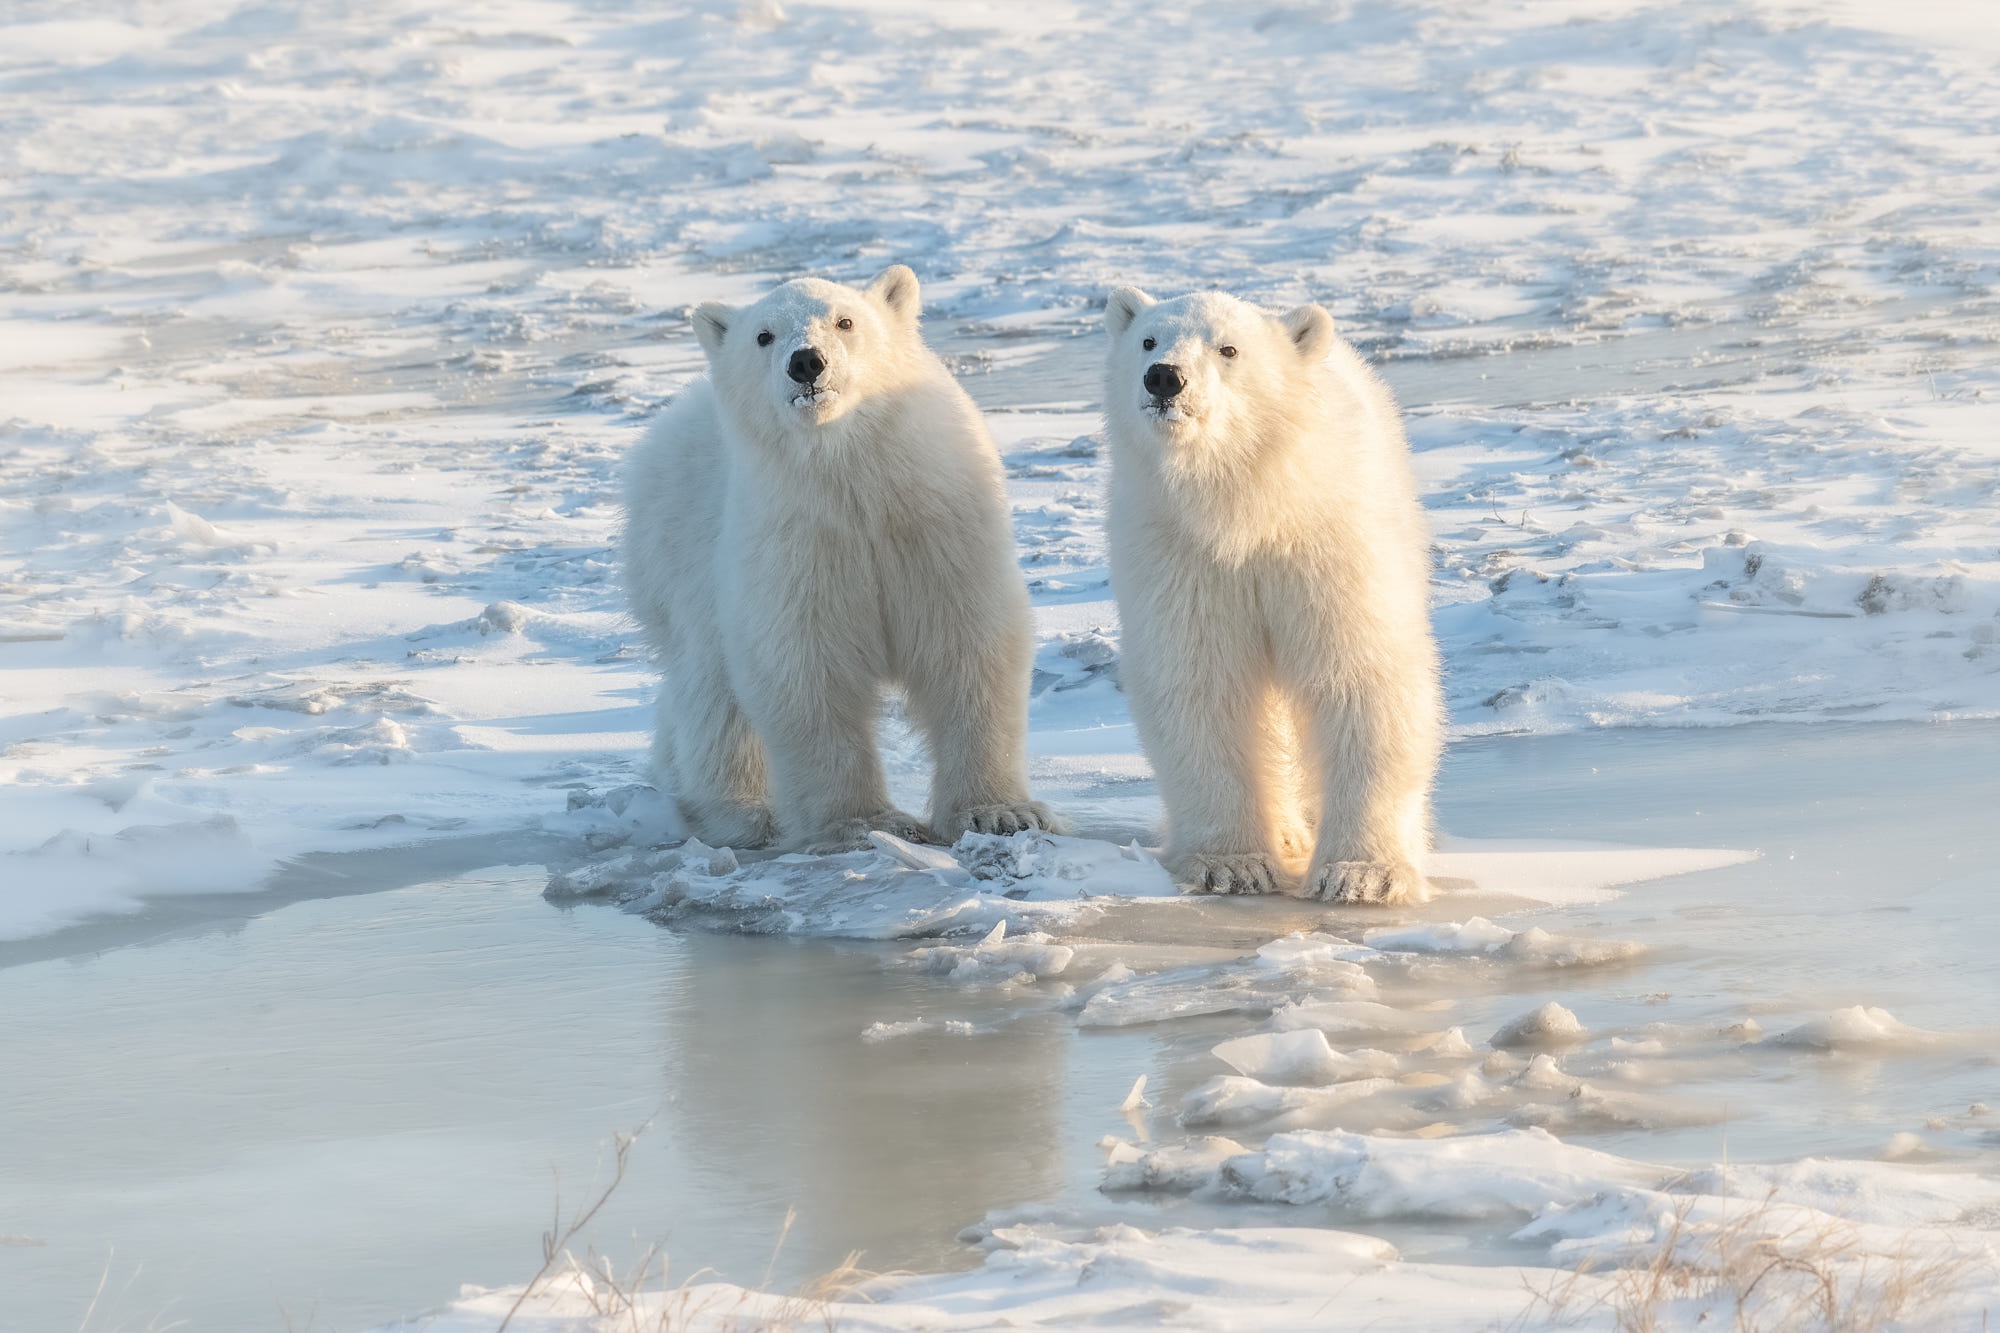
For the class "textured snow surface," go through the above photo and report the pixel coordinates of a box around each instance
[8,0,2000,1327]
[6,0,2000,942]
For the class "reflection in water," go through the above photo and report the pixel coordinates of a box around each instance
[660,934,1068,1280]
[0,877,1076,1332]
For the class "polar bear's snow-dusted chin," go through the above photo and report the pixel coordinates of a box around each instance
[1103,288,1336,487]
[692,269,930,452]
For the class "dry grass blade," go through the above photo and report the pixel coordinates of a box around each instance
[487,1121,902,1333]
[1517,1187,1994,1333]
[496,1125,644,1333]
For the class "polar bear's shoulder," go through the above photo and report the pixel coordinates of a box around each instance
[1313,335,1397,414]
[641,377,722,446]
[1299,337,1405,460]
[627,378,727,503]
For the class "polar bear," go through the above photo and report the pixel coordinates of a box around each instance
[623,266,1063,853]
[1103,288,1442,904]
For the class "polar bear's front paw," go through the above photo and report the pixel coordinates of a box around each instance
[1306,859,1426,906]
[950,800,1073,839]
[805,809,937,854]
[1176,852,1281,896]
[699,803,778,850]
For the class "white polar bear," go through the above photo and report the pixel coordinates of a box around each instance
[623,266,1063,853]
[1103,288,1442,904]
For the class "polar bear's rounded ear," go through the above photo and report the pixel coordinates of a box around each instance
[1106,287,1153,338]
[867,265,921,322]
[692,302,733,360]
[1281,304,1335,363]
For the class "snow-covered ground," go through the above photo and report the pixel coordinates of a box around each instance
[4,0,2000,1328]
[6,0,2000,940]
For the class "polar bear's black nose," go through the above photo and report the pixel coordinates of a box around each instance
[1143,362,1185,399]
[787,347,826,385]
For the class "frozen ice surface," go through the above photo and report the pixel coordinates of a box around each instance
[1217,1126,1659,1216]
[1492,1001,1590,1049]
[1208,1030,1400,1086]
[1770,1004,1942,1051]
[1368,916,1520,954]
[4,0,1997,943]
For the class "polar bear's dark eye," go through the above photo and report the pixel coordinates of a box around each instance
[1219,345,1238,358]
[1142,337,1156,351]
[836,317,854,331]
[756,330,774,347]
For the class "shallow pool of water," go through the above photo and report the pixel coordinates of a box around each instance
[5,721,1998,1331]
[0,868,1158,1331]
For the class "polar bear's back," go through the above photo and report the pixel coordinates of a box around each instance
[1319,338,1405,461]
[623,379,729,653]
[1307,337,1431,577]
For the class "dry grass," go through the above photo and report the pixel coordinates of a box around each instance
[69,1249,186,1333]
[1519,1188,1991,1333]
[495,1126,882,1333]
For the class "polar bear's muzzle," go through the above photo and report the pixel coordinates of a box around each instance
[787,345,827,386]
[1141,361,1194,422]
[785,344,838,410]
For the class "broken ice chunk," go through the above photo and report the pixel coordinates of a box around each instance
[1490,1002,1586,1049]
[870,829,962,873]
[1771,1005,1937,1051]
[1210,1030,1399,1085]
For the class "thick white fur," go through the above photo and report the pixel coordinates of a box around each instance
[624,266,1062,852]
[1103,288,1442,904]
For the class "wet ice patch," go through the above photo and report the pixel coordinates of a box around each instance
[1074,933,1378,1029]
[1179,1075,1401,1131]
[1225,1126,1660,1217]
[869,830,961,872]
[1367,916,1516,953]
[1267,998,1440,1039]
[564,784,679,851]
[953,830,1175,899]
[1770,1006,1940,1052]
[1102,1135,1247,1194]
[1366,916,1644,967]
[1111,1125,1663,1217]
[860,1017,979,1043]
[1209,1030,1399,1086]
[1253,932,1377,968]
[1491,1002,1588,1049]
[905,919,1075,986]
[544,829,1178,940]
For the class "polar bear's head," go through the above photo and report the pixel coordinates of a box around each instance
[1104,288,1335,471]
[693,266,925,439]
